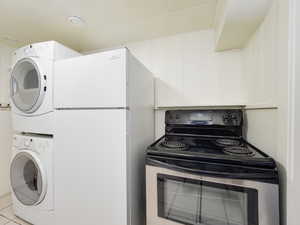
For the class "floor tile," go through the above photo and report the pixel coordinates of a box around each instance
[12,218,31,225]
[0,206,14,220]
[0,194,12,211]
[0,206,31,225]
[6,222,18,225]
[12,217,31,225]
[0,216,9,225]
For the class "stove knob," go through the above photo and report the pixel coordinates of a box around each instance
[231,114,238,125]
[223,113,234,125]
[223,114,230,123]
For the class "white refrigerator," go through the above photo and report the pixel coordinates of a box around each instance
[53,48,154,225]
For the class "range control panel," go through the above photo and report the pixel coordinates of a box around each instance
[165,110,243,127]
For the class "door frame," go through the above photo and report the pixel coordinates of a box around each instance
[287,0,300,224]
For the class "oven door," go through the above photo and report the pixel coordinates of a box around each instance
[146,157,279,225]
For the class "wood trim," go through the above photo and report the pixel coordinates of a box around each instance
[155,105,245,110]
[244,105,278,110]
[155,104,278,110]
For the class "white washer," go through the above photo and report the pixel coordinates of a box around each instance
[10,41,80,134]
[10,134,54,225]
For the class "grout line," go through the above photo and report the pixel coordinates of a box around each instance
[13,214,31,225]
[0,205,22,225]
[0,215,15,224]
[0,204,13,212]
[0,215,11,225]
[0,195,28,225]
[0,212,27,225]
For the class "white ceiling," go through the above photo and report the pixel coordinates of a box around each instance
[0,0,217,52]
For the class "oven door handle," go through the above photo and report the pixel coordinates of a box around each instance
[147,157,277,180]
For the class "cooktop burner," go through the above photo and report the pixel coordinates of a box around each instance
[215,138,240,146]
[160,140,188,150]
[223,146,255,156]
[147,110,276,169]
[147,135,276,168]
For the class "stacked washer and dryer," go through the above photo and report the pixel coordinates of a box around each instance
[9,41,80,225]
[9,43,155,225]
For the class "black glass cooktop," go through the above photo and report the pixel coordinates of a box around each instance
[147,135,276,168]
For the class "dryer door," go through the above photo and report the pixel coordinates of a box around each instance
[10,151,47,206]
[10,58,46,113]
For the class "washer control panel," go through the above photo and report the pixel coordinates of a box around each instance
[13,134,52,154]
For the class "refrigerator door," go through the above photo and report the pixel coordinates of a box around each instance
[54,109,128,225]
[54,48,127,109]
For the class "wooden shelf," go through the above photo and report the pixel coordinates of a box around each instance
[155,104,278,110]
[244,104,278,110]
[155,105,245,110]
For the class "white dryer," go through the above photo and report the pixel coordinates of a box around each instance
[10,134,54,225]
[10,41,80,134]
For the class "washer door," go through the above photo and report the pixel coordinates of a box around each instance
[10,58,46,113]
[10,151,47,206]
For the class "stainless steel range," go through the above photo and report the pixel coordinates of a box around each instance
[146,110,280,225]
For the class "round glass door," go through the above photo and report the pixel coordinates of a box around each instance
[10,58,43,113]
[10,152,46,206]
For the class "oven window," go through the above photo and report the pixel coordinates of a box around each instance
[157,174,258,225]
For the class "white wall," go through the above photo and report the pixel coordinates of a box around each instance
[242,2,278,106]
[126,30,244,107]
[245,109,278,157]
[0,43,13,104]
[0,110,12,197]
[286,0,299,224]
[242,0,279,156]
[242,1,289,224]
[0,42,14,197]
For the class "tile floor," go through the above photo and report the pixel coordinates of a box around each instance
[0,194,30,225]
